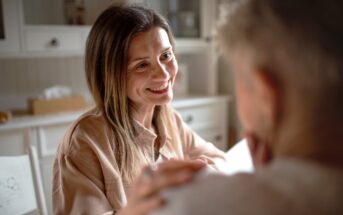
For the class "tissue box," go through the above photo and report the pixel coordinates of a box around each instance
[28,95,87,115]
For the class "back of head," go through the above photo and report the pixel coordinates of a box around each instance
[218,0,343,125]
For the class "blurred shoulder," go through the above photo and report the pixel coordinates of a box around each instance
[58,108,112,154]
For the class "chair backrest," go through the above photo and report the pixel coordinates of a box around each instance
[0,145,48,215]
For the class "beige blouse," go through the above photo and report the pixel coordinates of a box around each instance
[52,108,226,215]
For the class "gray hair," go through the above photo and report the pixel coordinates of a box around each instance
[217,0,343,120]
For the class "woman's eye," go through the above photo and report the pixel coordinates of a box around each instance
[161,52,172,60]
[136,62,148,70]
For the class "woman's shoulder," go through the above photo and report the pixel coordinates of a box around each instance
[68,108,107,135]
[166,107,182,122]
[170,107,188,129]
[58,108,111,154]
[74,108,108,131]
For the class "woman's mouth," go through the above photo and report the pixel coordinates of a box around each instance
[147,82,169,94]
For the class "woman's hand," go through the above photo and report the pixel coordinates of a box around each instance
[117,160,205,215]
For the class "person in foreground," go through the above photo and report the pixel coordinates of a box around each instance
[150,0,343,214]
[52,5,226,215]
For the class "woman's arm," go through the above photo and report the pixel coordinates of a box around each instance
[52,137,121,215]
[174,111,228,170]
[52,116,127,215]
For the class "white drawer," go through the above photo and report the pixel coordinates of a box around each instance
[194,127,227,151]
[24,30,83,52]
[176,103,225,130]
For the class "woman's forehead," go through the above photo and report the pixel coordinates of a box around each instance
[128,27,171,58]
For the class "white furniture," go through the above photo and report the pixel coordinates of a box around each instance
[4,0,217,55]
[0,95,230,214]
[0,0,22,54]
[0,145,48,215]
[0,0,219,96]
[0,0,216,55]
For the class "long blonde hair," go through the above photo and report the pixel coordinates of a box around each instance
[85,5,181,183]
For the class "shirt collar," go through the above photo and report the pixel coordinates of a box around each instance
[132,113,174,159]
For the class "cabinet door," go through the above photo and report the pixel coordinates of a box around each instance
[174,97,229,150]
[0,0,21,53]
[194,127,227,151]
[23,26,88,55]
[129,0,215,39]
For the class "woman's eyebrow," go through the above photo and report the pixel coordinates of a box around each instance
[128,46,173,65]
[129,56,149,64]
[161,46,172,53]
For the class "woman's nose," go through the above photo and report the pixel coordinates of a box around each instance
[152,63,170,80]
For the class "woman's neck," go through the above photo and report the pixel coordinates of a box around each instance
[131,105,156,130]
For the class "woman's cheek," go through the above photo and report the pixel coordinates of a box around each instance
[170,59,178,79]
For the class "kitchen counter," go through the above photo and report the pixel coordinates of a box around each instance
[0,95,230,131]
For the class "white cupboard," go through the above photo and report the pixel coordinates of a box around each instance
[0,0,22,54]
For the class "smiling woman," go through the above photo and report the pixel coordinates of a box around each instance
[52,4,227,215]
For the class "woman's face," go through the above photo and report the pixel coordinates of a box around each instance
[127,27,178,110]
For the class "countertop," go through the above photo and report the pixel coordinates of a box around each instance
[0,95,231,131]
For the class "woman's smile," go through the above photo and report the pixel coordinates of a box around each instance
[147,81,170,94]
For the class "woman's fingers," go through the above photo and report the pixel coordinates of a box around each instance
[157,159,205,173]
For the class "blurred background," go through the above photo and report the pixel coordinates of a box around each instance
[0,1,240,213]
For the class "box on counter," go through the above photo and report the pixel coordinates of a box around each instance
[28,95,87,115]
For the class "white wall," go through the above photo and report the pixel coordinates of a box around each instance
[0,57,90,110]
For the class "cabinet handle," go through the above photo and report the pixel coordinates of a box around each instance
[215,135,222,142]
[184,115,193,124]
[205,36,212,42]
[50,38,60,47]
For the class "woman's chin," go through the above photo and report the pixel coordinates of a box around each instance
[153,94,173,106]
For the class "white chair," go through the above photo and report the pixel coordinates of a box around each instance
[0,145,48,215]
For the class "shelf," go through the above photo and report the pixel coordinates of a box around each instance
[175,39,210,54]
[0,25,210,58]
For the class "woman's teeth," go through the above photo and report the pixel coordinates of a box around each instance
[149,83,169,91]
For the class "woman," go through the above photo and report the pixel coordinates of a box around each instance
[52,4,226,215]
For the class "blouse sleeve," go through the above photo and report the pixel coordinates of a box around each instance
[174,111,228,170]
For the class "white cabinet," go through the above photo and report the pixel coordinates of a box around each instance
[1,0,219,95]
[173,96,229,150]
[0,0,216,56]
[18,0,216,54]
[0,0,22,54]
[22,25,90,56]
